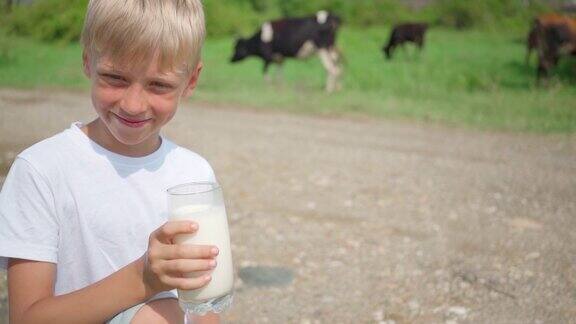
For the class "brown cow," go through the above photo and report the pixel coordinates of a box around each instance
[531,13,576,80]
[526,14,573,64]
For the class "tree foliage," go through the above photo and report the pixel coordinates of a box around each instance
[2,0,87,43]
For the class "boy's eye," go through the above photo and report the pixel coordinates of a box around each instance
[101,74,127,84]
[150,82,174,90]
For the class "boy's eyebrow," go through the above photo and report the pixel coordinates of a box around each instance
[155,73,182,81]
[95,61,183,81]
[96,66,127,75]
[96,68,180,84]
[148,69,186,83]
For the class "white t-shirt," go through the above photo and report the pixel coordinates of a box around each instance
[0,122,216,296]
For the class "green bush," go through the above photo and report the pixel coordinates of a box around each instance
[4,0,264,40]
[1,0,552,42]
[337,0,412,26]
[5,0,87,43]
[424,0,549,30]
[276,0,329,17]
[271,0,411,26]
[203,0,263,37]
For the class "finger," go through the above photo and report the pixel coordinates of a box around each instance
[162,259,217,275]
[161,274,212,290]
[152,221,198,243]
[159,244,219,261]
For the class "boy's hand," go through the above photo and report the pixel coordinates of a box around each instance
[143,221,219,294]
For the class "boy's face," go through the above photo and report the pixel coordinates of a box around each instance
[82,51,201,155]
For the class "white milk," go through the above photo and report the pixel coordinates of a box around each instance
[171,205,234,302]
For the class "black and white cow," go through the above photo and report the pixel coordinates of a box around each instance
[230,11,342,92]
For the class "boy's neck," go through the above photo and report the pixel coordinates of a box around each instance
[81,118,162,158]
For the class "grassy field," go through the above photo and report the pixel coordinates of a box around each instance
[1,26,575,133]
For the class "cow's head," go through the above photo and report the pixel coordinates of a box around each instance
[230,38,250,63]
[383,45,392,60]
[329,14,342,31]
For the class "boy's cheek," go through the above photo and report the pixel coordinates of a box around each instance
[153,102,179,118]
[148,93,179,109]
[93,86,122,104]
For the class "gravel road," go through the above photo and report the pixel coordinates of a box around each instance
[1,88,575,324]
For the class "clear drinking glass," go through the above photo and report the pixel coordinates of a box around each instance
[167,182,234,323]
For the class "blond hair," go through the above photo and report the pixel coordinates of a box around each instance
[81,0,205,74]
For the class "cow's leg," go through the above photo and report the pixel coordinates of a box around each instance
[318,48,342,93]
[384,44,394,59]
[536,48,554,84]
[263,61,272,83]
[275,62,284,83]
[330,47,341,64]
[416,37,425,58]
[271,56,285,84]
[329,48,343,91]
[267,62,284,86]
[260,41,275,84]
[526,28,538,66]
[537,59,549,84]
[526,47,533,66]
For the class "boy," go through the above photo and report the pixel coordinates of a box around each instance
[0,0,222,323]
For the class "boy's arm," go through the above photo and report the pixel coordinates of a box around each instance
[8,257,151,324]
[8,221,218,324]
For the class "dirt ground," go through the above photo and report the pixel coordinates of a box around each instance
[0,88,575,324]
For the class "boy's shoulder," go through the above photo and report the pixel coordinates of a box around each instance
[164,139,214,175]
[18,125,77,166]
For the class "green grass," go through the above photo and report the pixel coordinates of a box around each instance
[1,27,575,132]
[0,36,86,88]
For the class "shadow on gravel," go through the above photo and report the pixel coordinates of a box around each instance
[238,266,294,288]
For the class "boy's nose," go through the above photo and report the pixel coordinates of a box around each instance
[120,84,148,115]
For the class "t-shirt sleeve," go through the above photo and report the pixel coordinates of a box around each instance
[0,157,59,270]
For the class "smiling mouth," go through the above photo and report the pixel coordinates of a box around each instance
[113,113,151,128]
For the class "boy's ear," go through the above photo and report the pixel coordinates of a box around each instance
[183,62,203,98]
[82,51,92,78]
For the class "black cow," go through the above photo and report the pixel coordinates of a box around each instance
[383,23,428,60]
[230,11,342,92]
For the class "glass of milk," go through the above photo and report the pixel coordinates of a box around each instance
[167,182,234,321]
